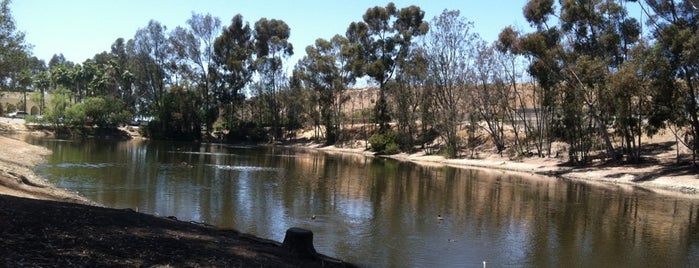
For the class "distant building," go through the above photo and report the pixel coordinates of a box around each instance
[0,91,46,115]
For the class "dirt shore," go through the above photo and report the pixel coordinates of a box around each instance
[304,139,699,199]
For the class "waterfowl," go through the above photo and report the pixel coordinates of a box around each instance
[311,215,316,220]
[437,214,444,221]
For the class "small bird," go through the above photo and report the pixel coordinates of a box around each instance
[437,214,444,221]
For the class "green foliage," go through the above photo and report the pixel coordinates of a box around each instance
[43,87,72,127]
[44,96,131,130]
[369,130,400,155]
[0,0,31,89]
[295,35,355,145]
[226,121,268,143]
[346,3,428,132]
[145,88,202,141]
[4,103,15,114]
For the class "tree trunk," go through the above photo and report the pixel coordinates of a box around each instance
[282,227,317,259]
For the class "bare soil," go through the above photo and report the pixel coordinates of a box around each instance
[0,194,352,267]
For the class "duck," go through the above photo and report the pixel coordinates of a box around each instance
[437,214,444,221]
[311,215,317,220]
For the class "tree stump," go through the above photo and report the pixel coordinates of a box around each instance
[282,227,317,259]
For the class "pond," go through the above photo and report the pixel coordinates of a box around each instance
[23,137,699,267]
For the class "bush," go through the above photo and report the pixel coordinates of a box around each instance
[369,131,400,155]
[384,141,400,155]
[226,121,268,143]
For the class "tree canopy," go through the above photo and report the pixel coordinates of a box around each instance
[3,1,699,165]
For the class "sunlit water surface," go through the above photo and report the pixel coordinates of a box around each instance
[21,137,699,267]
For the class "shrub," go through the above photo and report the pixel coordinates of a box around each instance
[369,131,400,155]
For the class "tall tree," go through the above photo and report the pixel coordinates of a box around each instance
[295,35,354,145]
[392,44,428,151]
[170,13,221,134]
[214,14,255,133]
[518,0,642,164]
[108,38,135,115]
[253,18,293,140]
[0,0,29,90]
[132,20,169,116]
[496,27,536,157]
[472,42,508,155]
[641,0,699,164]
[423,9,477,158]
[346,2,428,133]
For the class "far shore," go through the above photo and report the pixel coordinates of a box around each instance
[293,141,699,200]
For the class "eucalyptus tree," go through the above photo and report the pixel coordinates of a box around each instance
[48,54,70,70]
[494,28,532,156]
[295,35,354,144]
[346,2,428,133]
[282,73,309,138]
[0,0,29,90]
[132,20,169,116]
[517,0,643,164]
[169,13,222,134]
[516,4,564,158]
[214,14,255,132]
[606,41,661,162]
[392,44,428,151]
[639,0,699,163]
[472,42,508,155]
[253,18,293,140]
[423,9,478,158]
[190,13,221,133]
[108,38,135,114]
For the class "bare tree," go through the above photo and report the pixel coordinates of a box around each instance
[423,10,478,158]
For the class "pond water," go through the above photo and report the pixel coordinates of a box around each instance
[22,137,699,267]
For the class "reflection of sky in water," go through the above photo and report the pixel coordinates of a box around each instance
[211,164,282,172]
[55,163,114,168]
[167,151,236,157]
[337,198,373,225]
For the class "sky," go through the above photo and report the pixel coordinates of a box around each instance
[11,0,541,67]
[10,0,537,68]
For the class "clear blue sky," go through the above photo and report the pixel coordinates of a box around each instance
[12,1,536,67]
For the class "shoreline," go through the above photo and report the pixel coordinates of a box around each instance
[301,143,699,200]
[0,134,95,204]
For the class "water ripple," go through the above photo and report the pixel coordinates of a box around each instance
[55,163,113,168]
[210,164,281,172]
